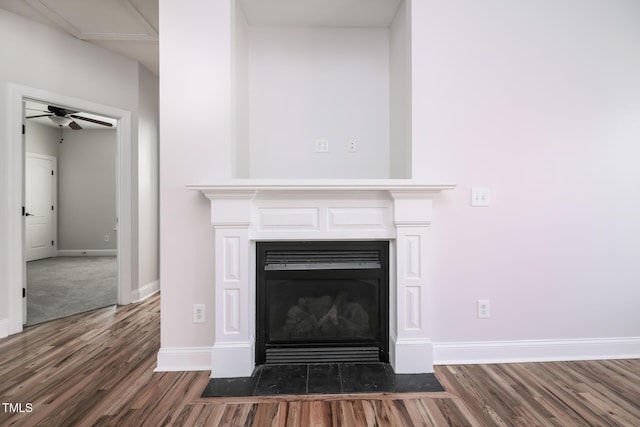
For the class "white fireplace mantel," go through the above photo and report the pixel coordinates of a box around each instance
[188,179,455,193]
[188,179,455,378]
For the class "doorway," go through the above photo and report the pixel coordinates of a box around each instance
[7,84,133,334]
[23,101,119,325]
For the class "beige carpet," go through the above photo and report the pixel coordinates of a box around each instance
[26,256,117,325]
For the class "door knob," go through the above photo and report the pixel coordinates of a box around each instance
[25,212,33,216]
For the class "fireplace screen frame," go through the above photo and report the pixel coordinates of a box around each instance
[256,240,389,365]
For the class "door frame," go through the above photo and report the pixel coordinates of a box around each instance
[7,84,133,334]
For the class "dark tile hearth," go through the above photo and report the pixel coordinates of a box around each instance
[201,363,445,398]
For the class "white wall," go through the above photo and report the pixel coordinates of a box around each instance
[138,65,160,297]
[25,121,59,157]
[57,129,117,251]
[25,122,117,253]
[159,0,230,350]
[159,0,640,367]
[389,0,411,178]
[232,0,250,177]
[247,26,390,178]
[409,0,640,360]
[0,8,159,331]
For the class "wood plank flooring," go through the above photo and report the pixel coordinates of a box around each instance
[1,294,638,426]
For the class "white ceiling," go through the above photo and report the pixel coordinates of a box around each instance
[0,0,158,76]
[25,100,118,130]
[0,0,402,78]
[240,0,402,27]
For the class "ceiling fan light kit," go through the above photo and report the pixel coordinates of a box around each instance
[48,116,73,127]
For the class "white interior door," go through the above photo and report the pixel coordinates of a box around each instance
[25,152,57,262]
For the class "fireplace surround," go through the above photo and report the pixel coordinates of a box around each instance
[189,180,454,378]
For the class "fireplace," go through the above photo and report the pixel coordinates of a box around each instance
[189,180,455,378]
[256,241,389,365]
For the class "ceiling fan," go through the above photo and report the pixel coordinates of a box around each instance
[26,105,113,130]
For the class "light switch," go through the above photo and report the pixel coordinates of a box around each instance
[471,188,490,207]
[315,139,329,153]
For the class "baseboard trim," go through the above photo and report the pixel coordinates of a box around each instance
[154,338,640,372]
[433,337,640,365]
[155,347,212,372]
[0,318,8,338]
[132,280,159,302]
[57,249,117,257]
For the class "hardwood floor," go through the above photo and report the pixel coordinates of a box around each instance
[1,294,638,426]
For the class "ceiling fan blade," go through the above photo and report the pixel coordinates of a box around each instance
[68,120,83,130]
[48,105,78,116]
[26,114,53,119]
[70,114,114,128]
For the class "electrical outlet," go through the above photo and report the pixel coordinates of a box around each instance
[104,235,110,242]
[193,304,205,323]
[477,299,490,319]
[348,139,357,153]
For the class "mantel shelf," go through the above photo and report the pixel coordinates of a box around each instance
[187,180,456,198]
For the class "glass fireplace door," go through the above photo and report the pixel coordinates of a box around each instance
[256,241,389,365]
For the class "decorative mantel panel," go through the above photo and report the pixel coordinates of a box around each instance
[188,180,455,378]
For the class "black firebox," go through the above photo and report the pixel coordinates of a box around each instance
[256,241,389,365]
